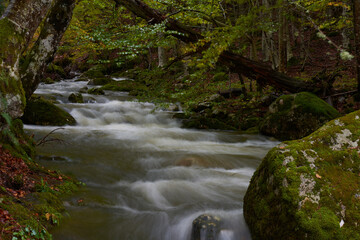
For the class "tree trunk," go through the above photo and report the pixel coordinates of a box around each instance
[354,0,360,93]
[278,3,287,73]
[0,0,53,118]
[117,0,314,93]
[21,0,76,99]
[157,33,167,67]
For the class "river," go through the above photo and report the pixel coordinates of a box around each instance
[24,78,278,240]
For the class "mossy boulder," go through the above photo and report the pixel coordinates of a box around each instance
[68,93,84,103]
[22,97,76,126]
[244,110,360,240]
[260,92,341,140]
[87,88,104,95]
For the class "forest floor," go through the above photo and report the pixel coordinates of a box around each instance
[0,145,79,240]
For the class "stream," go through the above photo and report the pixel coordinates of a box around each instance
[24,78,278,240]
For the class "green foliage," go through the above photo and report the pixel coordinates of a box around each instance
[12,227,48,240]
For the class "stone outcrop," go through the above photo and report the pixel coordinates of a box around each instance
[244,110,360,240]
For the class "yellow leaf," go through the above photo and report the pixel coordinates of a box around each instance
[45,213,51,221]
[316,174,322,179]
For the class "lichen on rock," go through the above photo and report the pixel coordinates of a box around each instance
[244,110,360,240]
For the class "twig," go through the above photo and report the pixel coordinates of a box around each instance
[36,128,65,146]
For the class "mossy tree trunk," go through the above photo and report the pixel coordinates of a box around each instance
[0,0,75,119]
[21,0,76,99]
[0,0,53,118]
[117,0,317,93]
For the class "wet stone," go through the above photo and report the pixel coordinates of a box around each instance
[191,214,221,240]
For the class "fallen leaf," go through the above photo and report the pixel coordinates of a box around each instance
[45,213,51,221]
[316,173,322,179]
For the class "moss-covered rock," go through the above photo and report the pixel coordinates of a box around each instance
[87,88,104,95]
[68,93,84,103]
[22,97,76,126]
[244,110,360,240]
[260,92,341,140]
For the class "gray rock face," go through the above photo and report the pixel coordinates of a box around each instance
[191,214,221,240]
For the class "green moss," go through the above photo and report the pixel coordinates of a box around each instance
[100,80,147,92]
[22,97,76,126]
[294,92,341,119]
[297,207,343,240]
[260,92,341,140]
[87,77,114,86]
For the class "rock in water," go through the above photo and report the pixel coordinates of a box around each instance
[191,214,221,240]
[260,92,340,140]
[22,97,76,126]
[68,93,84,103]
[244,110,360,240]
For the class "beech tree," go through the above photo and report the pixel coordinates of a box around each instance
[0,0,75,120]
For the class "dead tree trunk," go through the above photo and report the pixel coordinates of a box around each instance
[117,0,315,93]
[21,0,76,99]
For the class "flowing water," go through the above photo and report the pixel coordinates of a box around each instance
[25,78,278,240]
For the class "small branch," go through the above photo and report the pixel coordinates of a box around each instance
[36,128,65,146]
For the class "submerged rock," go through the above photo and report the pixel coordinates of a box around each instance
[191,214,221,240]
[260,92,340,140]
[22,97,76,126]
[244,110,360,240]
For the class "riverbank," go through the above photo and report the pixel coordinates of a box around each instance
[0,120,80,240]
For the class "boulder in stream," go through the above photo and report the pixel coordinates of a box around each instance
[244,110,360,240]
[260,92,340,140]
[22,97,76,126]
[68,93,84,103]
[191,214,221,240]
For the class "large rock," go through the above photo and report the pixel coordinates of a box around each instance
[22,97,76,126]
[244,110,360,240]
[260,92,340,140]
